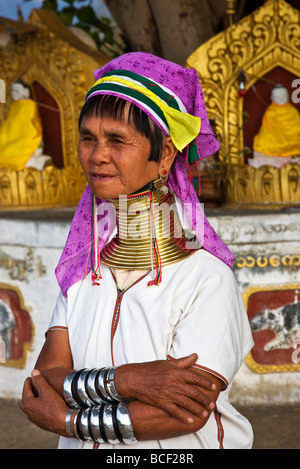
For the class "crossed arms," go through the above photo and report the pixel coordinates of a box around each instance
[21,330,223,442]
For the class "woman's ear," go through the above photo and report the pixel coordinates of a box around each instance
[159,136,177,173]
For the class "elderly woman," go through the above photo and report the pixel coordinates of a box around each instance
[21,52,253,449]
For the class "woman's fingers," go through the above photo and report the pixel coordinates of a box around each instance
[169,356,216,391]
[20,370,69,436]
[155,391,214,425]
[20,377,35,408]
[146,381,215,419]
[169,353,198,369]
[127,374,217,423]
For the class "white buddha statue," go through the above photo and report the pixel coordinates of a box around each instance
[248,84,300,169]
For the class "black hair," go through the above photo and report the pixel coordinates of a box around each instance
[78,94,164,162]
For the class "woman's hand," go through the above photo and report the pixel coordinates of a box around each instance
[20,369,70,437]
[114,353,221,425]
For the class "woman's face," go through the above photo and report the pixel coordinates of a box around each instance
[78,110,161,200]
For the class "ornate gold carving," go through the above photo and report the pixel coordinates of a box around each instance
[224,163,300,209]
[186,0,300,209]
[0,9,108,209]
[0,166,87,209]
[242,284,300,373]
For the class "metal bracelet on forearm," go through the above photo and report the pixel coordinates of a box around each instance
[63,367,125,408]
[65,402,138,445]
[63,371,81,408]
[105,366,124,401]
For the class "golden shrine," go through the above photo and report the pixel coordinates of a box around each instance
[0,9,108,209]
[187,0,300,209]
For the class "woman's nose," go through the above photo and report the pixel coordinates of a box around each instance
[90,142,111,164]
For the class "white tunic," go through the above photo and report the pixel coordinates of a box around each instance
[48,249,254,449]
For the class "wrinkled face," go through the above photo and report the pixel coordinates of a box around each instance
[78,108,161,200]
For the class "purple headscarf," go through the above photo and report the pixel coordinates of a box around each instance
[55,52,233,296]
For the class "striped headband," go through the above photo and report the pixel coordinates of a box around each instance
[85,70,201,163]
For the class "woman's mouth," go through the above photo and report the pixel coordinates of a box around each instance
[90,172,115,181]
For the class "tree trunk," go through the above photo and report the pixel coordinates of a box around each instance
[104,0,163,56]
[149,0,218,65]
[103,0,229,65]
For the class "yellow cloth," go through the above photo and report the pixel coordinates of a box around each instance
[93,76,201,152]
[253,102,300,157]
[0,99,42,170]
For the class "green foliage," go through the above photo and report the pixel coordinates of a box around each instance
[23,0,129,56]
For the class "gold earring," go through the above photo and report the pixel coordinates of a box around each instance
[159,168,169,195]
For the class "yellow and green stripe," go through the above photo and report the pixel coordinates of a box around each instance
[86,70,201,159]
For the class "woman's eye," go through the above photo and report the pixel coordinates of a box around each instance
[81,135,94,142]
